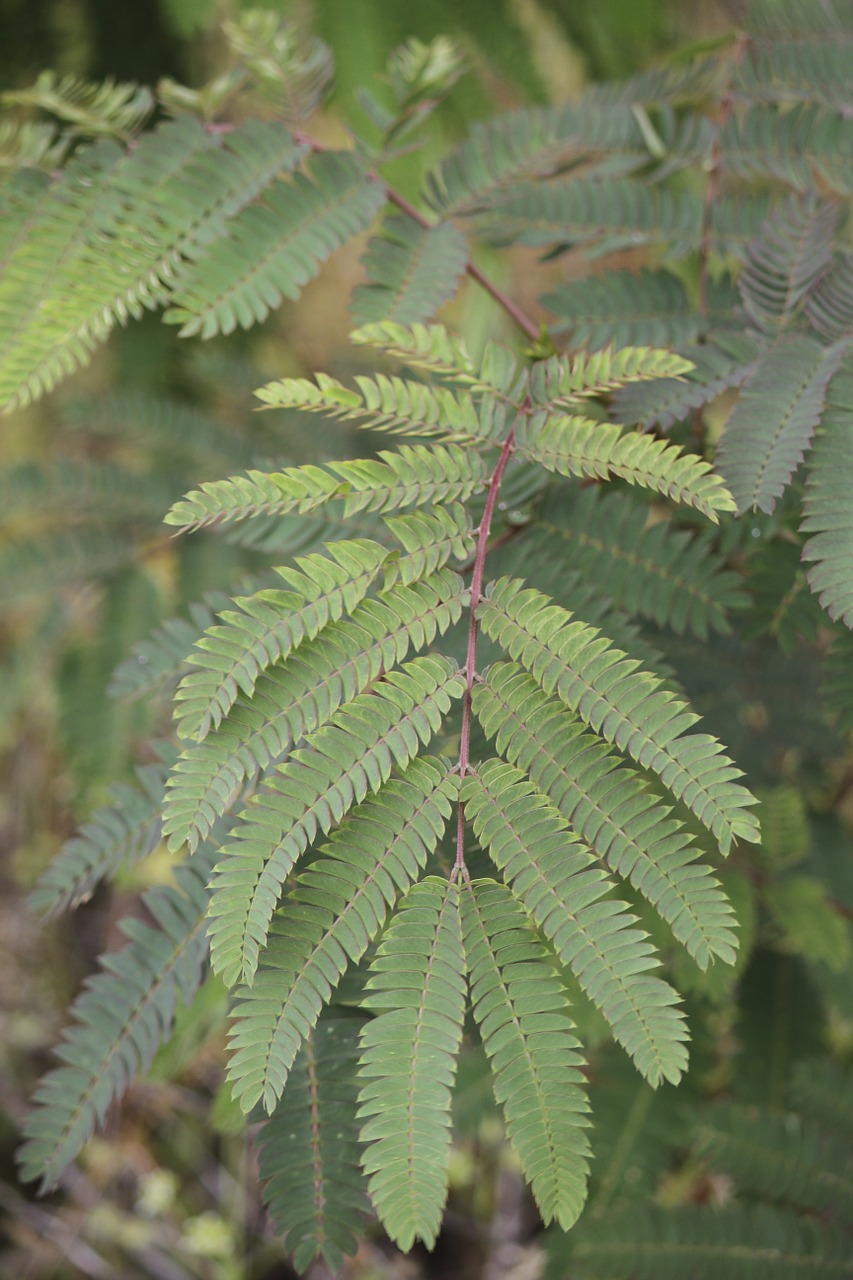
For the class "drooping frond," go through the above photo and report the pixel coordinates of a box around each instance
[612,334,760,431]
[18,850,214,1192]
[560,1204,851,1280]
[226,759,456,1112]
[165,444,490,533]
[422,74,713,218]
[165,151,386,338]
[542,269,738,351]
[473,663,739,969]
[478,177,704,252]
[174,540,391,742]
[59,391,251,469]
[165,571,467,854]
[206,656,465,988]
[523,487,747,638]
[0,530,145,609]
[462,760,689,1086]
[708,194,778,257]
[528,346,694,407]
[478,577,760,853]
[820,629,853,730]
[256,1017,369,1275]
[351,215,469,327]
[0,119,67,171]
[695,1102,853,1218]
[717,335,845,514]
[805,251,853,340]
[789,1059,853,1139]
[735,37,853,112]
[0,118,307,411]
[747,0,853,37]
[108,597,227,701]
[801,355,853,625]
[0,458,179,525]
[515,412,736,521]
[28,762,167,917]
[746,538,824,653]
[1,70,153,138]
[357,878,466,1251]
[422,103,610,216]
[461,878,591,1228]
[738,195,838,336]
[764,874,852,973]
[720,103,853,196]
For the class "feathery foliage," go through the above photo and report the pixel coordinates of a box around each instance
[20,850,215,1192]
[548,1062,853,1279]
[256,1016,370,1274]
[358,878,467,1250]
[28,761,168,918]
[351,215,469,327]
[15,2,853,1273]
[462,878,591,1227]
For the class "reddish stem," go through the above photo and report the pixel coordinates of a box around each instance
[386,188,540,342]
[206,120,538,871]
[455,424,518,871]
[207,122,541,341]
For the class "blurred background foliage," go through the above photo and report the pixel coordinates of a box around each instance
[2,1,851,1278]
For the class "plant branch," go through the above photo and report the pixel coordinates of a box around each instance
[384,187,540,342]
[455,421,518,871]
[287,126,541,343]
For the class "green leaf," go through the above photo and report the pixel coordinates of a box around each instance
[164,570,467,854]
[559,1204,851,1280]
[174,539,390,742]
[207,655,465,988]
[478,577,760,854]
[256,370,488,442]
[165,444,490,532]
[696,1102,853,1219]
[463,760,689,1087]
[256,1016,370,1274]
[801,356,853,625]
[717,335,847,515]
[529,346,695,406]
[543,269,738,351]
[0,119,307,410]
[515,412,736,521]
[165,151,386,338]
[18,851,214,1191]
[524,487,747,639]
[28,763,167,918]
[738,195,839,336]
[351,215,469,326]
[473,663,738,969]
[226,758,456,1111]
[461,878,591,1228]
[357,878,467,1251]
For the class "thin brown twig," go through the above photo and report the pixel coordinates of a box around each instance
[215,120,544,343]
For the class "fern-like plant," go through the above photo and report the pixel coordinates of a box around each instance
[9,1,853,1274]
[19,313,760,1256]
